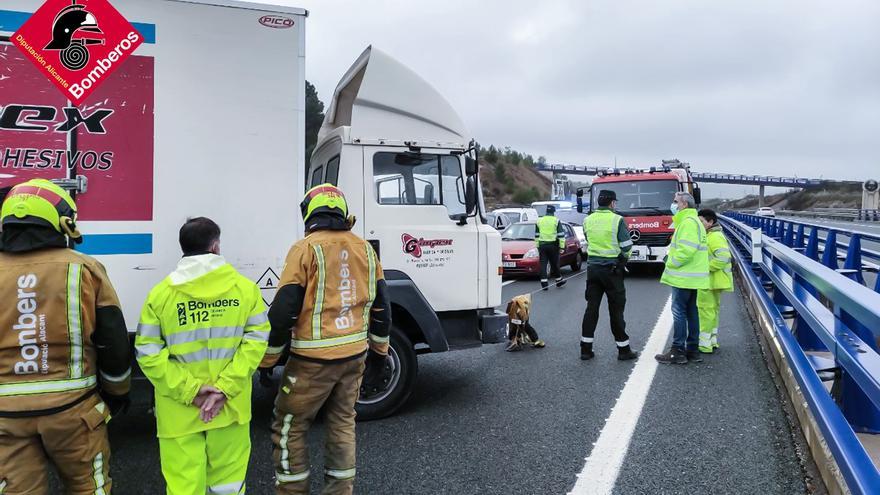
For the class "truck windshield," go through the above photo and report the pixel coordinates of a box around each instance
[501,223,536,241]
[591,180,677,215]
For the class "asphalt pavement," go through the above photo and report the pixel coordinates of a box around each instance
[48,264,814,494]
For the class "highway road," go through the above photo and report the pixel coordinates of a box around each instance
[50,265,815,494]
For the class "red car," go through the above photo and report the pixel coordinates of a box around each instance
[501,222,583,277]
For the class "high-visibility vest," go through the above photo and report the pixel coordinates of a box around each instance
[135,255,269,438]
[584,208,630,259]
[277,230,385,361]
[536,216,563,248]
[707,227,733,291]
[661,209,710,289]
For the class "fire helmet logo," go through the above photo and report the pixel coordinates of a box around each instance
[43,0,105,71]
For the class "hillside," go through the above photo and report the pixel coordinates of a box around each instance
[705,183,862,211]
[479,145,552,208]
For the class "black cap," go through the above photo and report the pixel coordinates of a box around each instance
[546,205,556,215]
[597,190,617,206]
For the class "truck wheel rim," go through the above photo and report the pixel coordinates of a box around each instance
[358,346,402,405]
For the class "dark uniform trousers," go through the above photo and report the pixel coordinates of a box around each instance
[582,264,630,344]
[538,242,561,281]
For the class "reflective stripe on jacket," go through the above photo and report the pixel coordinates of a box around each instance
[0,248,130,414]
[584,208,632,261]
[135,254,269,438]
[277,230,385,361]
[707,227,733,291]
[661,208,710,289]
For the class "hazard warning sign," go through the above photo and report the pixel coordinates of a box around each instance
[257,267,280,306]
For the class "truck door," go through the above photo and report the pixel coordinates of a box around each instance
[363,148,479,312]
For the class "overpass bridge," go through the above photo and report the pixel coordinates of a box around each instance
[535,161,863,207]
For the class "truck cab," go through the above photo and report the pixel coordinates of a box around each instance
[309,46,505,419]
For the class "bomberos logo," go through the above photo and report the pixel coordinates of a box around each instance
[12,0,145,104]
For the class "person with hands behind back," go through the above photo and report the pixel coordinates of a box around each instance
[135,217,270,495]
[262,184,391,495]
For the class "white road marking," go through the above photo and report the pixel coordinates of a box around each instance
[568,295,673,495]
[502,280,517,287]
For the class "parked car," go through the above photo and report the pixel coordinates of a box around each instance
[486,211,513,231]
[756,207,776,217]
[531,200,574,216]
[493,207,540,224]
[501,222,583,277]
[556,211,588,255]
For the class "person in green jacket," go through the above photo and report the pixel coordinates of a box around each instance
[655,192,710,365]
[135,217,270,495]
[534,205,567,290]
[696,209,733,353]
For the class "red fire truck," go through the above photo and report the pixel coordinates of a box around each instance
[577,160,702,263]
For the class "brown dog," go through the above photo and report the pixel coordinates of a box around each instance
[505,294,545,352]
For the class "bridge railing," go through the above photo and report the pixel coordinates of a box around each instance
[721,213,880,494]
[777,208,880,223]
[727,212,880,293]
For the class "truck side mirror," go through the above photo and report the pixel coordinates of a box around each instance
[576,189,584,213]
[465,156,478,176]
[693,186,702,205]
[465,176,478,215]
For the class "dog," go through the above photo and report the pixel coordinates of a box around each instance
[505,294,545,352]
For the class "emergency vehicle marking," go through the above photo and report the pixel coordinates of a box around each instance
[14,273,41,375]
[335,249,357,331]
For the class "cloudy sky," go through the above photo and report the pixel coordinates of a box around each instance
[280,0,878,198]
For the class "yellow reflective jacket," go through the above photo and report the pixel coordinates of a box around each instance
[135,254,269,438]
[661,209,710,289]
[707,226,734,291]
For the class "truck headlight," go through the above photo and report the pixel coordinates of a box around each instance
[525,248,538,259]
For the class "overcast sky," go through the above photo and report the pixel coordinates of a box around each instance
[280,0,878,198]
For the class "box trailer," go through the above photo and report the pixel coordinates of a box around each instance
[1,2,504,420]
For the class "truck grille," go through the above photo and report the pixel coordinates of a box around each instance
[634,232,672,247]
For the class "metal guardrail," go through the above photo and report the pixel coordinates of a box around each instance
[721,213,880,494]
[780,208,880,222]
[728,213,880,293]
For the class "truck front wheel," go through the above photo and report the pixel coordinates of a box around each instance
[355,325,417,421]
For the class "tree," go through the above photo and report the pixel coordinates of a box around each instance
[304,80,325,182]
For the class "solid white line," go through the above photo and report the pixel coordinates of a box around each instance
[568,295,673,495]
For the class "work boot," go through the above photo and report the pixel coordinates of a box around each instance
[532,339,546,348]
[580,343,594,360]
[686,350,703,363]
[541,280,549,290]
[617,346,639,361]
[655,347,687,364]
[556,278,567,288]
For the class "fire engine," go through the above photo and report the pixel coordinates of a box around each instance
[577,160,702,263]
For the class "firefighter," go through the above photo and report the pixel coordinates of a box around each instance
[580,190,639,361]
[263,184,392,495]
[135,217,269,495]
[696,209,733,353]
[0,179,131,494]
[534,205,567,290]
[655,192,710,364]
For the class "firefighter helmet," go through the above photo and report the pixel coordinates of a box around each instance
[300,184,349,224]
[0,179,81,240]
[44,1,103,50]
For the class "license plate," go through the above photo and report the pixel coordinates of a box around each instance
[503,261,516,268]
[631,248,647,261]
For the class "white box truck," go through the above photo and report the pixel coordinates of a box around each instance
[0,1,504,420]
